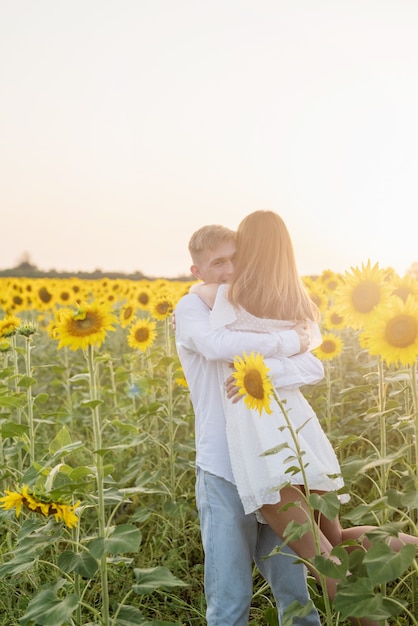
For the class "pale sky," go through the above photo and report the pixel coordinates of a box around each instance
[1,0,418,278]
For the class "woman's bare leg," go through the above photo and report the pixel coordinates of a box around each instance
[260,486,340,599]
[260,487,385,626]
[317,511,418,552]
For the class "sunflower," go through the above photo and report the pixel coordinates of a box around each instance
[56,285,73,306]
[17,321,38,338]
[150,291,175,321]
[0,314,21,338]
[305,283,329,313]
[119,302,137,328]
[389,273,418,304]
[67,278,89,302]
[233,352,274,416]
[314,333,344,361]
[9,293,27,312]
[334,260,392,329]
[34,281,57,310]
[127,318,157,352]
[0,485,80,529]
[131,281,152,312]
[322,306,346,331]
[1,282,28,313]
[318,269,343,294]
[0,338,11,352]
[54,301,117,351]
[382,266,397,283]
[361,296,418,367]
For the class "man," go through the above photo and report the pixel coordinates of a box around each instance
[174,224,322,626]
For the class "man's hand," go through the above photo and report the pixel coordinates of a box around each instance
[225,373,241,403]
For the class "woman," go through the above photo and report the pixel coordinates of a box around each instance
[192,210,417,626]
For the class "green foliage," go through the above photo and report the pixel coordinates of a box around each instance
[0,311,416,625]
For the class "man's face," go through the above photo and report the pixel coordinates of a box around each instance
[191,240,236,284]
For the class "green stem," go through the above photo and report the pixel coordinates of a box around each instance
[377,359,388,507]
[63,347,73,414]
[107,357,118,410]
[11,335,23,472]
[24,336,35,466]
[409,360,418,619]
[410,361,418,485]
[325,360,332,433]
[271,389,334,623]
[86,345,109,626]
[110,589,133,626]
[164,317,176,501]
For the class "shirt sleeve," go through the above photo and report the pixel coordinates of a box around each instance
[264,352,324,389]
[175,294,301,361]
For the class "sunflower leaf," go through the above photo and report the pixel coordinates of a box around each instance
[19,579,79,626]
[363,542,417,585]
[58,550,99,578]
[132,566,187,595]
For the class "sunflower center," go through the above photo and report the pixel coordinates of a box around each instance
[138,292,149,305]
[38,287,52,303]
[384,314,417,348]
[330,312,343,325]
[123,306,133,320]
[135,327,149,342]
[156,301,172,315]
[68,312,103,336]
[351,282,380,313]
[327,280,339,291]
[321,339,337,354]
[243,370,265,400]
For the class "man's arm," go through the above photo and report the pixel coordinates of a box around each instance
[175,294,302,361]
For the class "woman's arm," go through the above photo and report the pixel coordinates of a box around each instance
[189,283,220,309]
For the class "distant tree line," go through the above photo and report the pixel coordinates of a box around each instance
[0,258,193,282]
[1,254,416,282]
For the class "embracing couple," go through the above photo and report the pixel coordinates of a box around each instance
[174,210,417,626]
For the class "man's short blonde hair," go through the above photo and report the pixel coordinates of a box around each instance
[188,225,236,264]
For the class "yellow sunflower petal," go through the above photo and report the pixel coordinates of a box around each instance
[314,333,344,361]
[334,260,393,330]
[54,301,117,351]
[233,351,274,416]
[127,318,157,352]
[361,296,418,366]
[0,488,25,516]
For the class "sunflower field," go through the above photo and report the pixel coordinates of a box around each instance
[0,262,417,626]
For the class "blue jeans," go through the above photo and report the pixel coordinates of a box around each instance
[195,468,321,626]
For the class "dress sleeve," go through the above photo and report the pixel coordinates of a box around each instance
[175,294,288,361]
[309,321,323,350]
[209,285,302,358]
[265,352,324,389]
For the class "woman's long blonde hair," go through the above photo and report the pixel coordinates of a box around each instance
[228,210,319,321]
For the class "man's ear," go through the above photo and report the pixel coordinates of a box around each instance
[190,264,201,279]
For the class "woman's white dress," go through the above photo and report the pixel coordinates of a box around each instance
[210,284,347,516]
